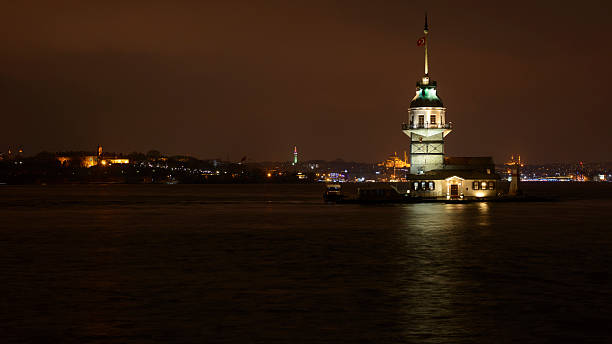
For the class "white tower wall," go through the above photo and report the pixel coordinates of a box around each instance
[403,107,451,174]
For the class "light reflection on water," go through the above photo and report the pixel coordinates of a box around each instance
[397,203,487,341]
[400,202,492,232]
[476,202,491,227]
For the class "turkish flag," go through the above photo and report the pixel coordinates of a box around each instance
[417,37,426,47]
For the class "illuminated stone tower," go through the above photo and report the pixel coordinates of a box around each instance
[402,14,452,174]
[293,146,298,165]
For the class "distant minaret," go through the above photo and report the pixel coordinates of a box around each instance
[402,13,452,174]
[293,146,298,165]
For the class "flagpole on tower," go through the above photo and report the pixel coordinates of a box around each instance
[424,12,429,76]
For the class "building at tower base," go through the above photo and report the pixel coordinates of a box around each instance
[403,157,500,200]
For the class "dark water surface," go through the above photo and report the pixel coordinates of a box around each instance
[1,183,612,343]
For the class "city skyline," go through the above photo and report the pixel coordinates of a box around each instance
[1,1,611,163]
[3,144,611,166]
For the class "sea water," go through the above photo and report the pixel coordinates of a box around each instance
[1,183,611,343]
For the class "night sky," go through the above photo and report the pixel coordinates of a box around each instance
[1,1,611,163]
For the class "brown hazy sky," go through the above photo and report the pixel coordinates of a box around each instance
[1,0,611,163]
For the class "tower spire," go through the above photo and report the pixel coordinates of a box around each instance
[424,12,429,76]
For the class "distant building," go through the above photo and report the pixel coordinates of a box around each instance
[56,145,130,168]
[379,152,409,169]
[83,155,99,168]
[56,154,98,167]
[2,145,24,161]
[103,158,130,165]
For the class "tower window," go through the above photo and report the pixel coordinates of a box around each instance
[418,115,425,127]
[430,115,436,125]
[472,181,479,190]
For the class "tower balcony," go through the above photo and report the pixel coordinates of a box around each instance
[401,122,452,130]
[402,122,453,138]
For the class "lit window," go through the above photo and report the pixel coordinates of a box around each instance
[429,181,435,190]
[488,182,495,190]
[414,182,419,191]
[421,181,426,190]
[418,115,425,127]
[472,181,479,190]
[430,115,436,125]
[481,181,487,189]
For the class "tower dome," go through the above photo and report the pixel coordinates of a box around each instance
[410,79,444,108]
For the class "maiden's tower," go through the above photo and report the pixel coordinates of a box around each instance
[402,15,500,200]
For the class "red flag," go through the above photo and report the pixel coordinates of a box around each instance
[417,37,426,47]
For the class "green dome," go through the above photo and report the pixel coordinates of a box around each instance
[410,80,444,108]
